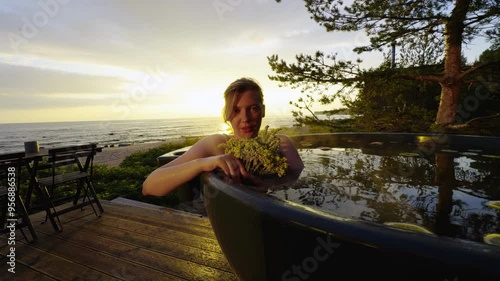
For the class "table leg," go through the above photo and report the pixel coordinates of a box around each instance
[25,160,62,232]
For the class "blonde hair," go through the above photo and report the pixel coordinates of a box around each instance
[222,78,264,122]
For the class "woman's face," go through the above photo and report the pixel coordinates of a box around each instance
[229,91,265,139]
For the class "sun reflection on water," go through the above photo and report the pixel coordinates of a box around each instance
[218,122,233,135]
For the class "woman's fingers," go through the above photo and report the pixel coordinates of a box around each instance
[204,154,249,182]
[217,154,245,182]
[226,157,241,182]
[237,159,249,177]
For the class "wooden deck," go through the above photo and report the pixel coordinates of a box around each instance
[1,200,238,281]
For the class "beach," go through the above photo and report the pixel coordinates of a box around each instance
[94,141,169,167]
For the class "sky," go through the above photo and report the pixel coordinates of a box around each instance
[0,0,492,124]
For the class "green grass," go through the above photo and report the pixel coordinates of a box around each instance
[92,137,200,208]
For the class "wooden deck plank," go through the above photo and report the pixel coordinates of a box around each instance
[102,200,212,227]
[0,200,237,281]
[36,228,236,281]
[29,201,219,248]
[0,254,57,281]
[102,204,216,238]
[1,241,122,281]
[38,215,233,272]
[31,213,234,278]
[28,201,222,253]
[81,215,223,253]
[18,232,191,281]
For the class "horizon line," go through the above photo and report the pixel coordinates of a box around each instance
[0,113,297,125]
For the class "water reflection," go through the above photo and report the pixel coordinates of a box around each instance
[269,143,500,244]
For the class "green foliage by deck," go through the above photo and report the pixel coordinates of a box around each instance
[92,138,200,207]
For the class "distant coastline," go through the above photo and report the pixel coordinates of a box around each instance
[0,115,296,154]
[314,109,351,115]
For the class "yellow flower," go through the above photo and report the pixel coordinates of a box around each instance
[218,125,288,177]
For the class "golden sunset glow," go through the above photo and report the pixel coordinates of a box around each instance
[0,1,489,124]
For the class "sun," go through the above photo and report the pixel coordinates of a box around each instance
[219,122,233,135]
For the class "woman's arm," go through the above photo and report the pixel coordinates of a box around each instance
[142,134,247,196]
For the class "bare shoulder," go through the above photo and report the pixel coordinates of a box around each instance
[276,134,298,153]
[190,134,228,155]
[276,134,304,172]
[197,134,229,146]
[164,134,228,167]
[276,134,294,145]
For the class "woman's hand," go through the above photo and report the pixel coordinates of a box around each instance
[201,154,248,182]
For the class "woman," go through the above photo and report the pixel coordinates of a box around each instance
[142,77,304,196]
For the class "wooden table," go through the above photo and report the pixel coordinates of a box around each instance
[21,145,103,232]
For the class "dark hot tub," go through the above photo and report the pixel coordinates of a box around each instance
[201,133,500,281]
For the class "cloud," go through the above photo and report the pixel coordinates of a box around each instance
[284,29,312,38]
[222,31,282,55]
[0,62,126,96]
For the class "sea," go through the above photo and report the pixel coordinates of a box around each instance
[0,115,298,154]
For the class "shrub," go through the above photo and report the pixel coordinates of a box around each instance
[93,138,200,208]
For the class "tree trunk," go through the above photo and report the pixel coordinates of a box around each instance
[435,0,470,126]
[436,82,462,125]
